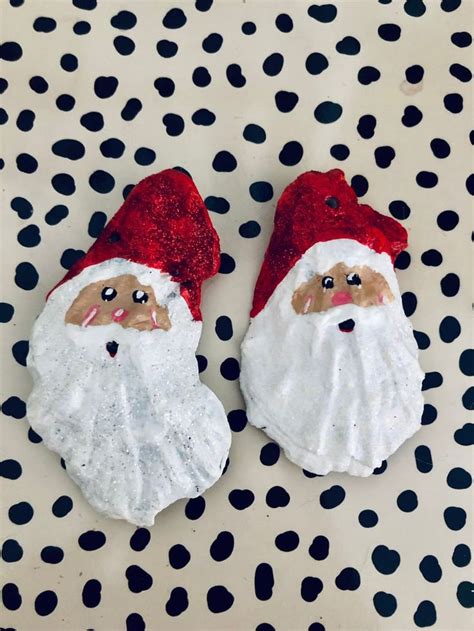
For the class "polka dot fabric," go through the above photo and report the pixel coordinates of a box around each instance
[1,1,471,629]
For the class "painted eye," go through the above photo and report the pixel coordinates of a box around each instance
[322,276,334,289]
[132,290,148,304]
[346,272,361,286]
[101,287,117,301]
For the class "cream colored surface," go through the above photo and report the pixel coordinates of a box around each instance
[1,0,472,629]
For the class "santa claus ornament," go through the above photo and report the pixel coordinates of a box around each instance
[27,169,231,526]
[241,169,424,476]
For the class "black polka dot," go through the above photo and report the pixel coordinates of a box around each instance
[0,78,7,93]
[17,225,40,248]
[422,371,443,391]
[215,315,233,341]
[330,144,350,160]
[100,138,125,159]
[450,63,472,83]
[405,64,424,83]
[301,576,323,602]
[114,35,135,55]
[196,354,208,373]
[276,13,293,32]
[126,565,153,593]
[263,53,284,76]
[129,528,151,552]
[404,0,426,16]
[35,590,58,616]
[126,613,145,631]
[28,427,43,443]
[169,544,191,569]
[444,93,463,113]
[374,145,396,168]
[350,174,369,197]
[373,592,397,617]
[111,10,137,29]
[202,32,223,54]
[0,107,8,125]
[89,169,115,194]
[239,220,261,239]
[156,39,178,58]
[87,211,106,238]
[15,262,38,290]
[94,75,119,98]
[279,140,303,166]
[82,579,101,608]
[243,123,266,143]
[359,509,379,527]
[9,501,33,525]
[11,196,33,219]
[444,506,466,530]
[397,489,418,512]
[320,485,345,509]
[305,52,329,75]
[451,31,472,48]
[430,138,451,158]
[256,624,275,631]
[402,105,423,127]
[205,196,230,214]
[440,272,460,297]
[210,531,234,561]
[372,545,400,574]
[0,459,22,480]
[45,204,69,225]
[2,582,22,610]
[41,546,64,564]
[73,0,96,9]
[185,496,205,519]
[56,94,75,111]
[78,530,106,551]
[275,90,299,113]
[358,66,381,85]
[1,41,23,61]
[16,109,35,132]
[416,170,438,188]
[452,544,471,567]
[378,23,401,41]
[266,486,290,508]
[52,139,85,161]
[11,340,29,366]
[309,535,329,560]
[415,445,433,473]
[212,150,237,172]
[0,302,14,323]
[395,251,411,270]
[226,63,246,87]
[220,357,240,380]
[228,489,255,510]
[60,53,78,72]
[196,0,213,10]
[166,587,189,616]
[33,16,56,32]
[73,20,91,35]
[52,495,73,517]
[335,567,360,591]
[336,36,360,55]
[29,75,48,93]
[163,8,187,29]
[255,563,274,600]
[80,111,104,131]
[421,403,438,426]
[414,600,437,627]
[1,395,26,418]
[357,114,376,139]
[439,315,461,342]
[121,98,142,120]
[193,66,211,87]
[421,249,443,266]
[441,0,461,11]
[241,21,256,35]
[162,113,185,136]
[2,539,23,562]
[227,409,247,432]
[314,101,342,124]
[275,530,299,552]
[207,585,234,612]
[466,174,474,195]
[134,147,156,166]
[154,76,175,97]
[249,181,273,202]
[447,466,471,489]
[16,153,38,174]
[308,4,337,22]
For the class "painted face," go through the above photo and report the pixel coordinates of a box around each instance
[292,262,394,331]
[65,274,172,333]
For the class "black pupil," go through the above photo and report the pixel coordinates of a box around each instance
[133,290,148,304]
[325,196,339,209]
[322,276,334,289]
[101,287,117,301]
[347,273,361,286]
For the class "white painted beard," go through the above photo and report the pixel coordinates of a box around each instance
[27,261,231,526]
[241,299,425,476]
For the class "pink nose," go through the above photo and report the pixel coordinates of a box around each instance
[112,308,129,322]
[331,291,353,306]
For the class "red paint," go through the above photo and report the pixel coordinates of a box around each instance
[112,308,128,322]
[250,169,408,318]
[332,291,353,306]
[50,170,220,321]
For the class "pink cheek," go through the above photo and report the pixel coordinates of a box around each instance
[331,291,353,306]
[378,294,384,304]
[81,305,99,327]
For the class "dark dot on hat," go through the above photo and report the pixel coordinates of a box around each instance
[52,495,73,517]
[308,4,337,22]
[395,251,411,270]
[11,196,33,219]
[421,249,443,267]
[205,196,230,214]
[404,0,426,16]
[215,315,233,341]
[447,466,471,489]
[239,220,261,238]
[121,98,142,120]
[154,77,175,97]
[40,546,64,564]
[162,113,185,136]
[255,563,274,600]
[45,204,69,225]
[416,171,438,188]
[35,590,58,616]
[330,144,350,160]
[56,94,75,111]
[220,357,240,380]
[29,75,48,93]
[202,32,223,53]
[402,291,418,318]
[185,496,205,520]
[17,225,40,248]
[275,90,299,113]
[193,66,211,87]
[228,488,254,510]
[450,63,472,83]
[114,35,135,55]
[16,109,35,132]
[226,63,246,87]
[359,509,379,527]
[1,41,23,61]
[196,0,213,10]
[33,16,56,32]
[266,485,290,508]
[320,485,345,509]
[430,138,450,158]
[227,409,247,432]
[134,147,156,166]
[129,528,151,552]
[73,0,97,8]
[388,200,410,222]
[358,66,381,85]
[100,138,125,159]
[335,567,361,591]
[210,531,234,561]
[378,23,401,41]
[12,340,29,366]
[301,576,323,602]
[263,52,284,76]
[451,31,472,47]
[374,146,396,168]
[249,181,273,202]
[196,354,207,372]
[2,538,23,562]
[275,530,299,552]
[126,565,153,593]
[89,169,115,194]
[166,587,189,616]
[357,114,376,138]
[414,600,437,627]
[126,613,145,631]
[163,8,187,29]
[52,139,85,161]
[16,153,38,174]
[279,140,303,166]
[192,108,215,126]
[60,53,78,72]
[309,535,329,560]
[14,262,38,290]
[444,506,466,531]
[168,543,190,569]
[0,458,22,480]
[219,253,236,274]
[452,544,471,567]
[336,35,360,55]
[372,545,400,574]
[88,211,107,238]
[440,272,460,297]
[444,93,463,113]
[213,150,237,172]
[454,423,473,445]
[111,10,137,29]
[156,39,178,57]
[314,101,342,124]
[397,489,418,512]
[1,395,26,418]
[415,445,433,473]
[9,501,33,525]
[275,13,293,32]
[78,530,106,551]
[402,105,423,127]
[441,0,461,10]
[82,579,101,608]
[350,174,368,197]
[207,585,234,612]
[241,21,256,34]
[260,442,280,466]
[373,592,397,617]
[2,582,22,610]
[306,52,329,75]
[0,302,14,323]
[80,111,104,131]
[405,64,424,83]
[421,403,437,426]
[73,20,91,35]
[422,371,443,391]
[94,76,119,99]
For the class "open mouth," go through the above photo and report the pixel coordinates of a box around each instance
[338,319,355,333]
[106,341,119,358]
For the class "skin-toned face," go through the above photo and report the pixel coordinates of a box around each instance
[292,263,394,316]
[65,274,172,332]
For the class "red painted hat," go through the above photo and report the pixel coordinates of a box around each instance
[53,169,220,321]
[251,169,408,318]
